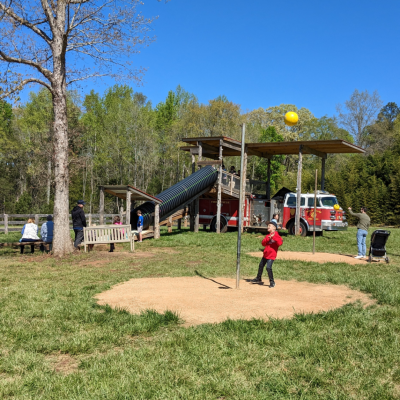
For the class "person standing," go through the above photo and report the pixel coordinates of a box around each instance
[40,215,54,252]
[137,210,144,243]
[71,200,87,249]
[251,221,283,288]
[109,215,122,252]
[19,218,40,254]
[271,213,279,227]
[348,206,370,259]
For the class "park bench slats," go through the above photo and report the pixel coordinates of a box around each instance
[83,224,134,252]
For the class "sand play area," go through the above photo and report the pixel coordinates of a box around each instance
[248,251,371,265]
[96,275,373,326]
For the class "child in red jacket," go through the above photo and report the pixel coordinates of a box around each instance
[251,221,283,287]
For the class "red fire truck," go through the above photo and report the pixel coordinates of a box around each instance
[199,183,347,236]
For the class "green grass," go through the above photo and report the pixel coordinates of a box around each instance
[1,227,400,399]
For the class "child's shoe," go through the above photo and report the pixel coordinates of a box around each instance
[269,280,275,288]
[250,278,263,284]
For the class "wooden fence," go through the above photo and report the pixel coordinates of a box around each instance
[0,214,121,234]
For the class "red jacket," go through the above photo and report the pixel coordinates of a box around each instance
[261,231,283,260]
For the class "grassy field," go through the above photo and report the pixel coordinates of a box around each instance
[0,227,399,399]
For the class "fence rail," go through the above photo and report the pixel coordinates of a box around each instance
[0,214,121,234]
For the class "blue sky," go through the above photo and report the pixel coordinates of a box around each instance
[23,0,400,118]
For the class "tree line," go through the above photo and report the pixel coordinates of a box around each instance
[0,86,399,226]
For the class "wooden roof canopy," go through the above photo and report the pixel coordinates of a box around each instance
[181,136,243,158]
[181,136,365,159]
[101,185,162,204]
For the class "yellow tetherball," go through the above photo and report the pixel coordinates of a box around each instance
[333,204,340,211]
[284,112,299,126]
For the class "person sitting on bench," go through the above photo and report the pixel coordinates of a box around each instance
[19,218,40,254]
[40,215,54,252]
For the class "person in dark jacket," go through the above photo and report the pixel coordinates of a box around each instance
[71,200,86,248]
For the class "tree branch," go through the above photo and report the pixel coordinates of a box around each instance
[0,50,53,80]
[67,72,106,85]
[0,2,52,44]
[40,0,56,31]
[67,1,114,32]
[0,77,53,99]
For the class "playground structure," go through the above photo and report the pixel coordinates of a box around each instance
[96,136,365,238]
[181,137,365,235]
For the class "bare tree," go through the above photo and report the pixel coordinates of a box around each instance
[0,0,158,256]
[336,89,382,146]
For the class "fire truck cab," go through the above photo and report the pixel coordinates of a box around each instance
[279,190,347,236]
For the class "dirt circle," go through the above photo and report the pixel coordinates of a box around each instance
[248,251,371,265]
[96,276,373,326]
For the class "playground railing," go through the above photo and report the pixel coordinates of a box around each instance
[220,172,266,195]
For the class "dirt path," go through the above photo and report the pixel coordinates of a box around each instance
[96,276,373,327]
[248,251,371,265]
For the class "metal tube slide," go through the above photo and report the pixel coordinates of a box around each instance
[131,166,218,230]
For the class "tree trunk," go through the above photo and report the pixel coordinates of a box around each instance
[52,87,73,256]
[47,160,51,205]
[52,16,73,256]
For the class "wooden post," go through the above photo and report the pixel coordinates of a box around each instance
[34,214,39,226]
[240,145,248,233]
[4,214,8,235]
[313,169,318,254]
[266,158,271,199]
[99,186,105,225]
[119,206,124,224]
[194,141,203,232]
[236,124,246,289]
[88,214,92,227]
[190,153,195,231]
[216,140,223,233]
[198,141,202,169]
[168,216,173,233]
[321,158,326,191]
[194,198,200,232]
[154,204,160,239]
[184,206,188,228]
[126,190,131,226]
[295,145,303,235]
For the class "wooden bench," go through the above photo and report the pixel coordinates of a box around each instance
[0,241,52,252]
[83,225,134,252]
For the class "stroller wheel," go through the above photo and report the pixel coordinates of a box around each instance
[385,257,390,264]
[368,255,372,263]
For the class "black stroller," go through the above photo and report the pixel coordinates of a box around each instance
[368,230,390,263]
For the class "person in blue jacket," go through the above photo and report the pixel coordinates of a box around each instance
[137,210,143,242]
[40,215,54,252]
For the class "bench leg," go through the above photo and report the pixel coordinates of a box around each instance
[131,238,134,252]
[84,244,87,253]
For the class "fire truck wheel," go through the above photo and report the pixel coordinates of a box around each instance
[288,221,307,237]
[210,215,228,233]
